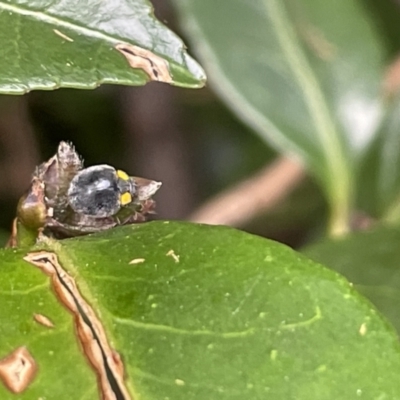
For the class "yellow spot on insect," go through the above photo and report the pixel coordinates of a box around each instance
[120,192,132,206]
[117,169,130,181]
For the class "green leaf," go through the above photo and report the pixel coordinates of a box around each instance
[0,248,97,398]
[357,96,400,221]
[2,221,400,399]
[0,0,206,93]
[304,225,400,335]
[171,0,387,234]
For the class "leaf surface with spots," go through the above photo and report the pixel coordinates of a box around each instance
[1,221,400,399]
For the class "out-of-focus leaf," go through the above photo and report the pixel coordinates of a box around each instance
[0,0,206,93]
[2,222,400,399]
[362,0,400,57]
[357,96,400,220]
[171,0,387,233]
[304,226,400,334]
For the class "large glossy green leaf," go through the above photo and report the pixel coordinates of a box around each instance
[0,0,206,93]
[171,0,387,233]
[2,221,400,399]
[304,226,400,335]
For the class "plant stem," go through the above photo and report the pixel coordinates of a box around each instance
[265,0,353,236]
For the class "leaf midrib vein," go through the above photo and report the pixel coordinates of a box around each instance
[265,0,350,187]
[114,316,255,338]
[265,1,343,163]
[0,1,132,46]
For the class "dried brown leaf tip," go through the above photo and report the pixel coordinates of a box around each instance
[24,251,131,400]
[116,43,173,83]
[0,347,37,393]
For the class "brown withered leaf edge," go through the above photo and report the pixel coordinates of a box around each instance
[24,251,131,400]
[115,43,173,83]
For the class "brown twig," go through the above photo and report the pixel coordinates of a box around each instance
[188,156,306,227]
[118,83,196,219]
